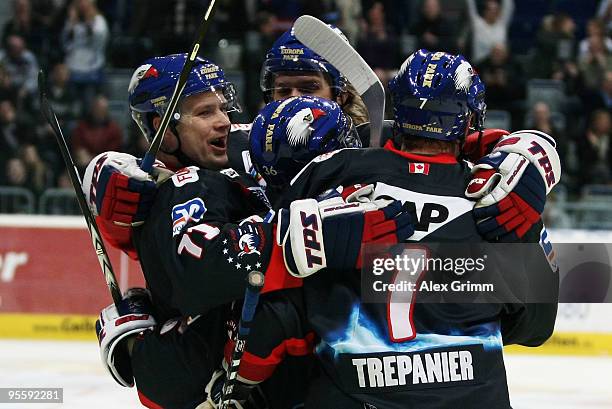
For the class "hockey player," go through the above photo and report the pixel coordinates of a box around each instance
[215,49,561,408]
[87,29,378,408]
[86,56,409,409]
[87,37,558,407]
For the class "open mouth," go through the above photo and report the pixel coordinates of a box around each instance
[209,136,227,150]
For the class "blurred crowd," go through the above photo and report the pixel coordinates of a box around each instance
[0,0,610,215]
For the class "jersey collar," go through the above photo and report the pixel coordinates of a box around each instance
[383,139,458,164]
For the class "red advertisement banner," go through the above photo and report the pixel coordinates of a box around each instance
[0,216,145,315]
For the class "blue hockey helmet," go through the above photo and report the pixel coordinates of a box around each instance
[388,49,486,142]
[249,95,360,188]
[128,53,240,141]
[260,28,347,102]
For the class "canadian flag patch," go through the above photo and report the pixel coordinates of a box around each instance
[409,163,430,175]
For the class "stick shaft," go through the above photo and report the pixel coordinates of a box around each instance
[141,0,218,172]
[219,271,265,408]
[38,70,122,306]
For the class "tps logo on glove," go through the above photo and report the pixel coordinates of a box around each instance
[300,211,324,269]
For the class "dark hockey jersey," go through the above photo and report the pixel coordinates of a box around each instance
[265,143,559,409]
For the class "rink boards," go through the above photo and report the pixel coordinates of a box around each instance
[0,215,610,355]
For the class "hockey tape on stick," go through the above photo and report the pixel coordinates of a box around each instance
[38,71,122,306]
[293,15,386,147]
[141,0,218,172]
[219,271,265,409]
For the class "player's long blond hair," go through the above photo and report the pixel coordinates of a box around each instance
[340,82,369,126]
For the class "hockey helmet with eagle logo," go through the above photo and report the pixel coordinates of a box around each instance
[389,49,486,142]
[249,95,360,189]
[128,53,240,142]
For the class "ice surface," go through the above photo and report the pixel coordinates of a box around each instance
[0,339,610,408]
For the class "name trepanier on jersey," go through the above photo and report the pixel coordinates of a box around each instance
[338,344,484,393]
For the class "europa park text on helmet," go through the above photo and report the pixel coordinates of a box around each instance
[127,53,241,142]
[389,49,487,142]
[260,28,347,102]
[249,95,360,189]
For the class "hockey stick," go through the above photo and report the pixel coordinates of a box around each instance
[38,70,122,306]
[219,270,265,409]
[293,15,386,147]
[140,0,218,172]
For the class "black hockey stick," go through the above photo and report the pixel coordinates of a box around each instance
[141,0,218,172]
[38,70,122,307]
[219,271,265,409]
[293,15,386,147]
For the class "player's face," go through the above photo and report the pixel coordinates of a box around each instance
[271,72,334,101]
[172,90,231,170]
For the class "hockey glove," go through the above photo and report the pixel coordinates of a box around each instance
[278,186,414,278]
[82,152,173,258]
[96,288,157,387]
[462,128,510,162]
[465,131,561,242]
[199,368,266,409]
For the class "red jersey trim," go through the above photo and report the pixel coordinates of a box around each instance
[261,238,303,294]
[137,390,165,409]
[383,140,458,164]
[224,332,316,382]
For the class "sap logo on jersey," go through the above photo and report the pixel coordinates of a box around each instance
[373,183,473,240]
[171,198,207,237]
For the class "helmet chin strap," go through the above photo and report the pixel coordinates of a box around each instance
[159,118,199,168]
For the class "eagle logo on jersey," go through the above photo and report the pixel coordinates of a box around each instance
[238,234,262,257]
[287,108,326,146]
[228,223,266,262]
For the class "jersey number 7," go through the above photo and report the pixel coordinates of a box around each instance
[387,246,428,342]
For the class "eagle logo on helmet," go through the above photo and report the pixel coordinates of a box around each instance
[453,61,474,93]
[286,108,326,147]
[128,64,159,93]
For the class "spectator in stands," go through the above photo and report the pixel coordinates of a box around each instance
[71,95,122,171]
[598,0,612,34]
[12,143,50,196]
[465,0,514,64]
[4,157,27,187]
[335,0,362,44]
[477,43,524,124]
[533,12,578,79]
[0,64,19,106]
[578,18,612,60]
[2,0,35,47]
[577,109,612,186]
[46,62,81,130]
[528,101,571,176]
[0,99,33,167]
[411,0,457,53]
[61,0,109,107]
[0,34,38,105]
[356,1,401,85]
[578,34,612,91]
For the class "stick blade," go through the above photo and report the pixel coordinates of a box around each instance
[293,15,385,147]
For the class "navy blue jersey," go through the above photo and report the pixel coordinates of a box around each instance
[267,144,559,408]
